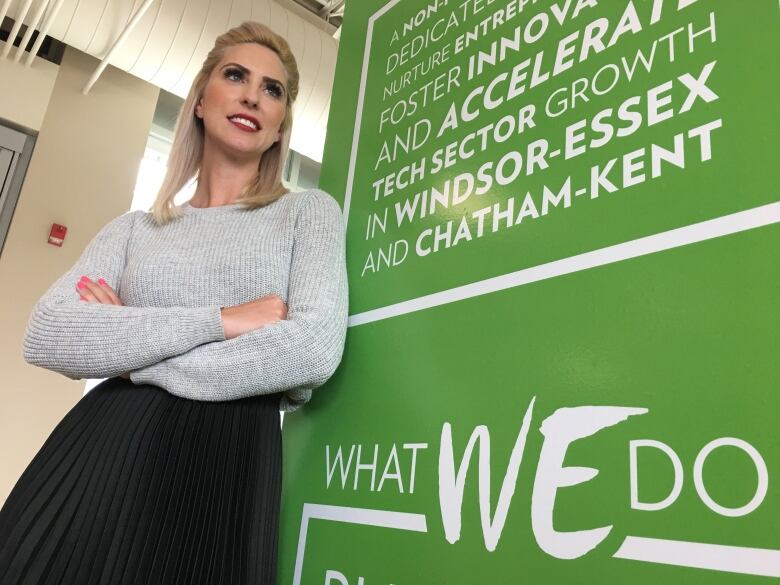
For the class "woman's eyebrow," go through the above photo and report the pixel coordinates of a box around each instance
[261,75,286,91]
[221,62,250,74]
[221,63,286,90]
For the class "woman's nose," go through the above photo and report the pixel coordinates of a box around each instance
[241,94,259,109]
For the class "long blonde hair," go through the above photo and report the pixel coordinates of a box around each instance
[150,21,300,225]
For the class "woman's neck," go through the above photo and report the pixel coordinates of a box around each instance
[190,141,261,208]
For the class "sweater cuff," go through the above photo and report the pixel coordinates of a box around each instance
[198,306,226,343]
[163,305,226,347]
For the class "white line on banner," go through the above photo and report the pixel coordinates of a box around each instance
[342,0,400,226]
[292,503,428,585]
[348,201,780,327]
[614,536,780,577]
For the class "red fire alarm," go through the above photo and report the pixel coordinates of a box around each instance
[48,223,67,247]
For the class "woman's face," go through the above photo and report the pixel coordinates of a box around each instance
[195,43,288,162]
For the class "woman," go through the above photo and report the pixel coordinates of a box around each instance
[0,21,347,585]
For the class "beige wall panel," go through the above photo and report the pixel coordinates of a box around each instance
[0,46,159,507]
[0,41,58,131]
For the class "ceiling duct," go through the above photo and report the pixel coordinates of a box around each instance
[1,0,338,161]
[0,15,66,63]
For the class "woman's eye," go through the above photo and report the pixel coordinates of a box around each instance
[224,68,244,82]
[264,82,284,99]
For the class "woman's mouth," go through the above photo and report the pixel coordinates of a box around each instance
[227,115,260,132]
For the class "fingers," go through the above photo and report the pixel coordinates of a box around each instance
[76,276,124,305]
[76,277,104,303]
[97,278,124,305]
[269,295,288,320]
[266,294,288,320]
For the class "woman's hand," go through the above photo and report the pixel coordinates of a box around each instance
[76,276,124,305]
[220,294,288,340]
[76,276,131,378]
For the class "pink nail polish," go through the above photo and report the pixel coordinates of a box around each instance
[98,278,107,285]
[77,282,86,289]
[79,296,86,301]
[80,275,90,282]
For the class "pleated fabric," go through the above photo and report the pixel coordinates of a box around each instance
[0,377,282,585]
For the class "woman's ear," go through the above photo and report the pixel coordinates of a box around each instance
[194,98,203,119]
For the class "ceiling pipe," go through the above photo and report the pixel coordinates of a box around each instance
[13,0,51,62]
[318,0,344,20]
[275,0,337,35]
[24,0,65,66]
[1,0,34,59]
[0,0,14,39]
[82,0,157,94]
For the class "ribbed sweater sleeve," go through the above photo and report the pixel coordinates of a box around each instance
[128,190,348,411]
[22,211,226,380]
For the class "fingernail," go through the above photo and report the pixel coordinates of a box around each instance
[77,282,86,289]
[80,275,90,282]
[79,296,86,301]
[98,278,107,285]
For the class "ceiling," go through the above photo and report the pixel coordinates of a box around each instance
[2,0,342,161]
[289,0,344,30]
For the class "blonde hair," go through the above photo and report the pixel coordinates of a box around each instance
[150,21,300,225]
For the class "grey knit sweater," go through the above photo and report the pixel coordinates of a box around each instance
[22,189,348,412]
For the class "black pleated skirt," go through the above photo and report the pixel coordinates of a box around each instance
[0,377,282,585]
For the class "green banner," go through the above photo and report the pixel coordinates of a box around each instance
[280,1,780,583]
